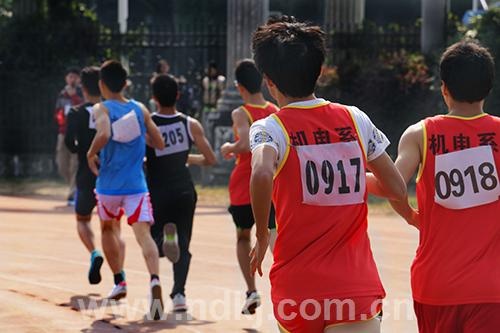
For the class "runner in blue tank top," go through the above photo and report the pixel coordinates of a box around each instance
[87,60,166,320]
[96,98,148,195]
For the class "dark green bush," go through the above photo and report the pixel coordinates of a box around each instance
[472,8,500,114]
[317,51,440,156]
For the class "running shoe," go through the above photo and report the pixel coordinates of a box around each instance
[88,251,104,285]
[107,281,127,300]
[149,279,164,320]
[163,223,180,263]
[241,291,261,315]
[67,194,75,206]
[172,293,188,313]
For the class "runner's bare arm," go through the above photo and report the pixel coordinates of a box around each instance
[389,124,423,227]
[87,103,111,176]
[220,108,250,159]
[187,118,217,166]
[141,107,165,150]
[394,123,424,183]
[368,123,423,227]
[367,152,407,201]
[249,145,276,277]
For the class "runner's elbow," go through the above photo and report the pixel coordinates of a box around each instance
[251,166,274,186]
[154,138,165,150]
[388,180,407,202]
[96,131,111,143]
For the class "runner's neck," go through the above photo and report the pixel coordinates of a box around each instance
[278,94,317,108]
[448,100,485,118]
[105,93,128,104]
[87,96,101,104]
[158,106,177,115]
[244,93,267,106]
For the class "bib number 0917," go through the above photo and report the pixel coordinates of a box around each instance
[305,158,361,195]
[296,141,365,206]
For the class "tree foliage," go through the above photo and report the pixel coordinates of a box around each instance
[467,8,500,113]
[0,0,99,73]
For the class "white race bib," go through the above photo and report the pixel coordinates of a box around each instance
[111,110,141,143]
[296,141,366,206]
[155,122,189,157]
[434,145,500,209]
[86,106,96,129]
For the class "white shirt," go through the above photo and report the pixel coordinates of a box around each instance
[249,99,390,171]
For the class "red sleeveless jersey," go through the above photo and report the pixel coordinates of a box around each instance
[271,101,385,303]
[229,102,278,205]
[414,114,500,305]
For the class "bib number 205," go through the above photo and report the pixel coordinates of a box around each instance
[155,122,189,157]
[296,141,366,206]
[434,145,500,209]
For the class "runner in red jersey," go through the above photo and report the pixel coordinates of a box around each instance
[248,17,408,333]
[371,41,500,332]
[220,59,279,315]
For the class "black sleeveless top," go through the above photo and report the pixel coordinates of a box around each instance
[65,102,97,190]
[146,113,194,191]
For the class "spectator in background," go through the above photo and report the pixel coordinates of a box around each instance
[55,67,83,205]
[176,75,197,117]
[156,59,170,76]
[149,59,171,113]
[202,62,225,113]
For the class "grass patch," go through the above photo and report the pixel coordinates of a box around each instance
[0,178,416,213]
[0,178,231,205]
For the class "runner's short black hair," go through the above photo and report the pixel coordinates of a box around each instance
[440,40,495,103]
[235,59,262,94]
[80,66,100,97]
[100,60,127,93]
[252,17,326,98]
[152,74,178,107]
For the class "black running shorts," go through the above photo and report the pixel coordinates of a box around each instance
[228,204,276,230]
[75,188,96,217]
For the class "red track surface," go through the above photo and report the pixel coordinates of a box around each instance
[0,195,419,332]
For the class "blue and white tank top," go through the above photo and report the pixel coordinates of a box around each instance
[95,99,148,195]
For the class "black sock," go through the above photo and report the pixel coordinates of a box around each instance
[151,274,159,282]
[114,273,124,285]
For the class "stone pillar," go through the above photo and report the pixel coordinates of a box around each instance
[421,0,448,55]
[324,0,365,33]
[205,0,268,184]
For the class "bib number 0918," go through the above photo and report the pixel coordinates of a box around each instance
[305,158,361,195]
[435,162,498,200]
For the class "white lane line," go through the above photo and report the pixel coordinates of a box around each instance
[0,250,239,281]
[0,272,86,294]
[0,222,237,249]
